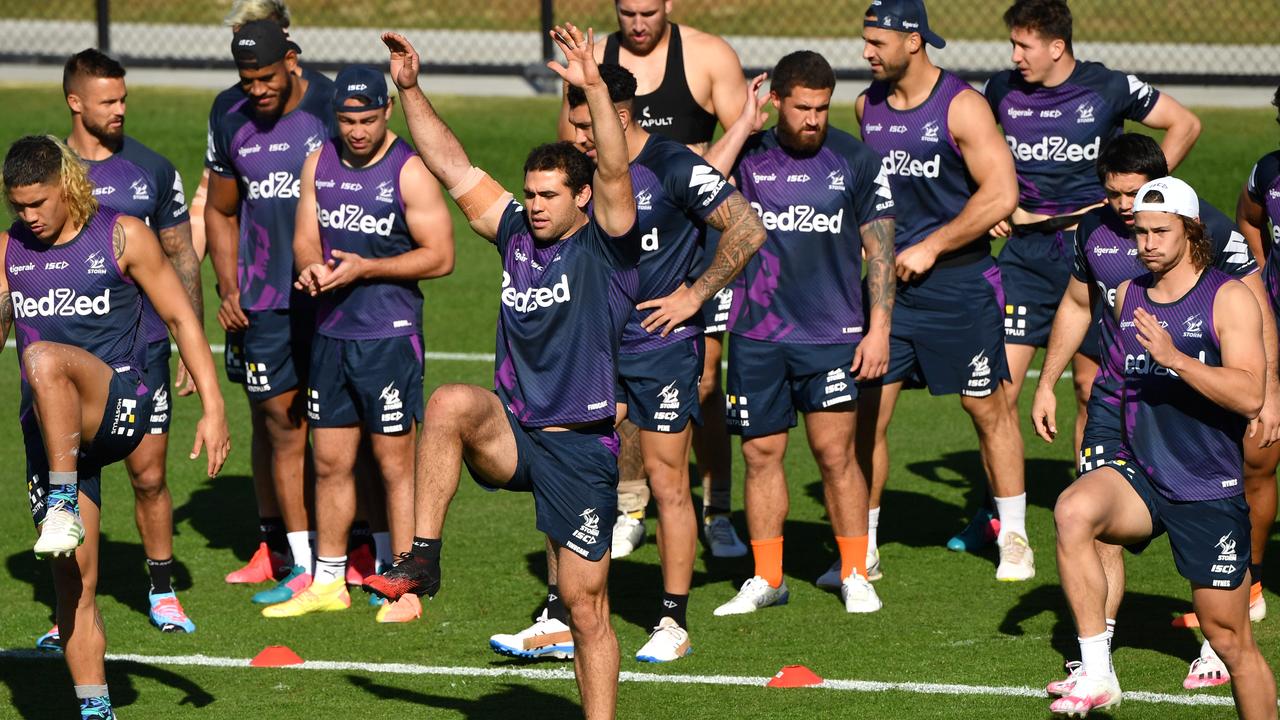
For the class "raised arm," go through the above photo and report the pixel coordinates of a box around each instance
[1137,281,1264,418]
[383,32,510,242]
[205,171,247,332]
[116,216,230,476]
[897,91,1018,282]
[547,23,634,237]
[1140,94,1201,172]
[704,73,768,179]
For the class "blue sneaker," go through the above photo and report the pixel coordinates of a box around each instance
[252,565,311,605]
[36,624,61,652]
[149,591,196,633]
[80,696,115,719]
[946,507,1000,553]
[369,593,386,608]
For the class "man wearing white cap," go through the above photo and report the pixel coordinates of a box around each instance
[1048,177,1275,717]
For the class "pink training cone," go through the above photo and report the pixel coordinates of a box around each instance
[767,665,824,688]
[250,645,304,667]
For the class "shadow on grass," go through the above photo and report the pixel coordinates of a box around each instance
[173,474,259,562]
[903,450,1073,513]
[347,674,578,718]
[999,583,1202,664]
[0,653,213,719]
[6,535,194,624]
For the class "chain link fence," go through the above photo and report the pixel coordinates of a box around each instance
[1,0,1277,85]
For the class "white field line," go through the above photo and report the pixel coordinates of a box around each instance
[0,341,1068,380]
[0,649,1235,707]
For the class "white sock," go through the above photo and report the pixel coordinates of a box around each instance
[1079,631,1113,677]
[867,507,881,557]
[373,531,392,571]
[994,493,1027,541]
[286,531,313,573]
[1201,638,1220,661]
[314,555,346,585]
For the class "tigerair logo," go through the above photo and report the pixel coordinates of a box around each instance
[1006,135,1101,163]
[750,202,843,234]
[247,171,300,200]
[318,204,397,237]
[882,149,941,179]
[11,288,112,318]
[8,262,34,274]
[238,144,262,157]
[500,271,572,312]
[1006,107,1033,119]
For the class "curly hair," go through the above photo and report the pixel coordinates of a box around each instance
[2,134,98,229]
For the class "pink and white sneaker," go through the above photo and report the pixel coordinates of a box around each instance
[1049,672,1121,717]
[1046,660,1085,697]
[1183,654,1230,690]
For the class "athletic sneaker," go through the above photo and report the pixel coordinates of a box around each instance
[703,515,748,558]
[363,552,440,601]
[612,514,645,559]
[1183,654,1230,690]
[946,507,1000,553]
[251,565,311,605]
[1049,672,1121,717]
[1046,661,1085,697]
[996,532,1036,581]
[148,591,196,633]
[489,609,574,660]
[225,541,288,584]
[262,577,350,618]
[1172,582,1265,627]
[818,551,884,589]
[376,594,422,623]
[635,617,692,663]
[713,576,789,616]
[841,571,882,613]
[36,625,61,652]
[346,543,376,586]
[33,500,84,558]
[79,697,115,719]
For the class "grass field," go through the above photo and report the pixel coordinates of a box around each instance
[0,83,1278,719]
[3,0,1278,44]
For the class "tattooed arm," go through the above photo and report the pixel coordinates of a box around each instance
[853,217,895,381]
[157,222,203,325]
[637,191,767,336]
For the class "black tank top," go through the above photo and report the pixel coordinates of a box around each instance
[604,24,718,146]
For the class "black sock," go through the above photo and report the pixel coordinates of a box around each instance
[348,520,374,554]
[659,592,689,629]
[260,516,288,557]
[704,506,730,517]
[147,557,174,594]
[1251,563,1264,585]
[545,584,568,622]
[410,537,442,563]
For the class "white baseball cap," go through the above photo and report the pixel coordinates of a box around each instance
[1133,176,1199,220]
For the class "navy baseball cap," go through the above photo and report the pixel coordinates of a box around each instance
[231,20,292,68]
[334,66,389,112]
[864,0,946,48]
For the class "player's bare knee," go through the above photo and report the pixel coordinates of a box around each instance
[1204,623,1247,667]
[1053,488,1100,541]
[810,442,854,480]
[129,464,167,499]
[961,392,1006,432]
[22,341,65,390]
[424,384,485,427]
[563,589,610,638]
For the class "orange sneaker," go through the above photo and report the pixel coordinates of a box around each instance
[1172,582,1265,628]
[375,593,422,623]
[225,542,288,584]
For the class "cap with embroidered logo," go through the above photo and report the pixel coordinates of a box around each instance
[864,0,946,48]
[333,65,389,112]
[231,20,292,68]
[1133,176,1200,219]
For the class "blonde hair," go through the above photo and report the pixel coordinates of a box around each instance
[53,135,98,228]
[224,0,291,28]
[2,134,98,228]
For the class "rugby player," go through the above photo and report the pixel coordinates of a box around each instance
[1032,133,1272,692]
[702,51,896,615]
[854,0,1031,584]
[1047,177,1276,718]
[563,0,750,557]
[205,20,335,603]
[261,66,454,623]
[2,134,229,720]
[363,27,638,718]
[51,50,204,641]
[490,62,764,662]
[969,0,1203,550]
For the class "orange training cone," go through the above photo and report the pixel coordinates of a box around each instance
[767,665,823,688]
[250,645,304,667]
